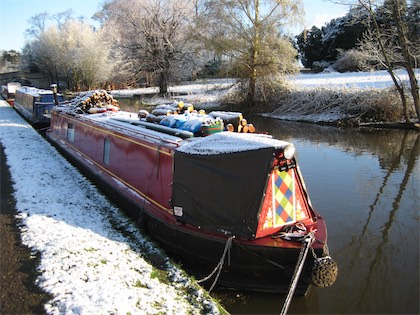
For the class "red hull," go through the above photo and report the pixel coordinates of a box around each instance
[47,109,328,293]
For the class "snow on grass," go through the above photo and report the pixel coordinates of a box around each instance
[287,69,419,89]
[0,102,221,315]
[112,70,419,119]
[111,78,237,109]
[266,69,419,123]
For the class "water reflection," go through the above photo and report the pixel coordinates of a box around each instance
[111,101,419,313]
[221,118,419,314]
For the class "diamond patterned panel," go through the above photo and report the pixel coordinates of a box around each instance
[273,169,295,226]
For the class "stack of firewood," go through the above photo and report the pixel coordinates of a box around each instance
[68,90,119,113]
[80,91,119,112]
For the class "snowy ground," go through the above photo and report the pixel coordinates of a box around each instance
[287,68,418,89]
[111,69,419,124]
[0,101,221,315]
[111,69,419,109]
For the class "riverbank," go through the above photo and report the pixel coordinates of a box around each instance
[110,69,419,129]
[0,100,224,314]
[0,143,53,314]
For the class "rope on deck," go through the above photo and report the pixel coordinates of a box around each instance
[280,232,315,315]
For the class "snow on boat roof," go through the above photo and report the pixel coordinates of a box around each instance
[79,111,185,143]
[18,86,55,96]
[177,132,291,155]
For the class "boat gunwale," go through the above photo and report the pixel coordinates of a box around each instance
[55,110,182,156]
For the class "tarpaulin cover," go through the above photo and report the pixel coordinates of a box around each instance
[172,147,276,239]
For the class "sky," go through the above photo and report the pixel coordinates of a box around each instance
[0,0,348,52]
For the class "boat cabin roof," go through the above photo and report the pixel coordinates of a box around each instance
[177,132,291,155]
[66,110,186,144]
[4,82,22,93]
[58,109,292,154]
[17,86,56,97]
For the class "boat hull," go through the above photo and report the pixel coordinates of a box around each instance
[14,100,53,128]
[46,111,327,294]
[14,87,63,128]
[146,216,324,294]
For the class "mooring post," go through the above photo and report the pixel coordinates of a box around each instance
[50,84,59,105]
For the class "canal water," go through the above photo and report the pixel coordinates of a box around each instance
[217,117,419,315]
[117,98,419,314]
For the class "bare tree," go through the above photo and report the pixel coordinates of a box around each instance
[25,12,50,40]
[197,0,302,107]
[31,25,61,84]
[28,17,111,90]
[358,0,418,122]
[389,0,419,121]
[61,20,112,90]
[52,9,74,28]
[333,0,419,123]
[96,0,197,94]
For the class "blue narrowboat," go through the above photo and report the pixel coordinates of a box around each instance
[14,86,63,128]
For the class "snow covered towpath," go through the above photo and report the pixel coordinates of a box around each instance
[0,100,222,315]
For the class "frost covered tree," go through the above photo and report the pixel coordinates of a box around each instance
[322,5,369,61]
[0,50,21,73]
[24,13,111,90]
[60,20,112,90]
[197,0,302,107]
[355,0,419,122]
[30,25,61,84]
[298,0,419,122]
[95,0,197,94]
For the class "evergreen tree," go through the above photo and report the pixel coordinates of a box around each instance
[322,5,368,62]
[296,4,369,70]
[296,26,323,68]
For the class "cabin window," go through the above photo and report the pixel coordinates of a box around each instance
[67,123,75,143]
[103,137,111,165]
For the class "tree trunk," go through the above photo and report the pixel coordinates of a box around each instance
[247,0,260,108]
[359,0,410,122]
[158,70,169,95]
[392,0,420,122]
[248,66,257,108]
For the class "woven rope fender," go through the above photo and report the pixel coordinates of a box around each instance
[311,255,338,287]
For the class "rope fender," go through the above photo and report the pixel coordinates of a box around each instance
[310,244,338,288]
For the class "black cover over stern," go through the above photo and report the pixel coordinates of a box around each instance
[172,147,275,239]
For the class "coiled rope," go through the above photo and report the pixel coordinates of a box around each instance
[197,235,235,292]
[280,232,315,315]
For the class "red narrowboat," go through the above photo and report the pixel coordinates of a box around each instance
[1,82,21,106]
[46,91,336,294]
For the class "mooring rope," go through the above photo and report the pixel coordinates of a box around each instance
[280,232,315,315]
[197,235,235,292]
